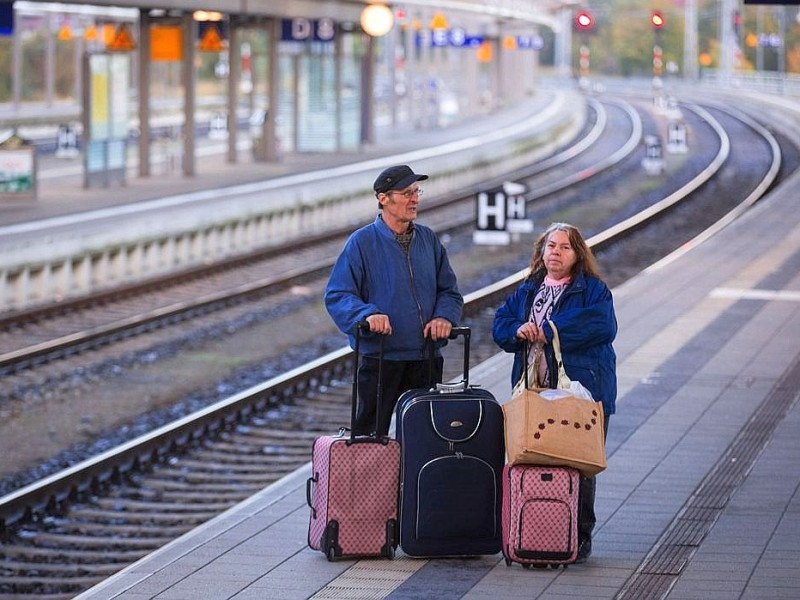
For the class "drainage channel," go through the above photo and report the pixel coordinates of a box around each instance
[616,353,800,599]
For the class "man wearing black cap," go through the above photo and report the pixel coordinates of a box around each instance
[325,165,463,436]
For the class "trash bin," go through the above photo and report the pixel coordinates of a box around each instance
[0,132,37,200]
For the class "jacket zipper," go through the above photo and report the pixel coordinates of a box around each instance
[405,240,426,358]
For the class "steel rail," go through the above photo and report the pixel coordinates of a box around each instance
[638,102,780,274]
[587,103,729,251]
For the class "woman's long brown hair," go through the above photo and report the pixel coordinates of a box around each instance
[528,222,602,279]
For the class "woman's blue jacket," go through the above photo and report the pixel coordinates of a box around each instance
[325,215,462,360]
[492,268,618,415]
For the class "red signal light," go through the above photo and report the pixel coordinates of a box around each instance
[651,11,665,29]
[575,10,594,30]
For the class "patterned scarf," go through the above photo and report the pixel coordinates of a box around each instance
[528,275,570,386]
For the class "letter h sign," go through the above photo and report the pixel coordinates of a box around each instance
[477,190,506,231]
[473,182,532,245]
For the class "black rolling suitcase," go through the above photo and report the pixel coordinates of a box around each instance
[394,327,504,557]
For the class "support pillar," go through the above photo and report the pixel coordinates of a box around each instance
[361,34,376,144]
[683,0,699,81]
[227,17,241,164]
[265,17,279,161]
[181,12,196,176]
[138,9,151,177]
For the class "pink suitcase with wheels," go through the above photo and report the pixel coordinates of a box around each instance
[306,324,400,560]
[501,463,579,568]
[307,434,400,559]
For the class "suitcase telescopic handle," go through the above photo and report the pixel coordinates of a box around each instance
[426,325,471,389]
[449,326,471,388]
[352,321,385,442]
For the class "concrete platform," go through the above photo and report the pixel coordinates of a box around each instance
[0,89,584,314]
[74,139,800,598]
[0,89,581,251]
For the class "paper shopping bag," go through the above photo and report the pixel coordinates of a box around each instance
[503,388,606,476]
[503,321,607,476]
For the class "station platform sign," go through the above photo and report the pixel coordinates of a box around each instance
[281,18,335,42]
[473,181,533,246]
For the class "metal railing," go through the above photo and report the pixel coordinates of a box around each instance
[697,69,800,96]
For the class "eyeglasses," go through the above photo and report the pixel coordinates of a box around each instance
[389,188,423,199]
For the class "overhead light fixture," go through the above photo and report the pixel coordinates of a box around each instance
[193,10,224,22]
[360,3,393,37]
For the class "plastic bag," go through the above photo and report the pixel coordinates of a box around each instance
[540,380,594,402]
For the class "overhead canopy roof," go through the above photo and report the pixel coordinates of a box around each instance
[15,0,565,32]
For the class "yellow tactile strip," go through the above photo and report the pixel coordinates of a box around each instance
[310,555,428,600]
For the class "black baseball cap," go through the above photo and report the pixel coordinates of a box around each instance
[373,165,428,194]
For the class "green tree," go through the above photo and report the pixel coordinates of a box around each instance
[605,0,683,76]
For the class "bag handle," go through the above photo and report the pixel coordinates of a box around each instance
[547,320,572,391]
[518,320,572,392]
[518,341,543,393]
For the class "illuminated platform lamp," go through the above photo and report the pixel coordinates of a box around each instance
[361,3,394,37]
[193,10,224,21]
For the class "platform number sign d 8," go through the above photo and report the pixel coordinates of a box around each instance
[281,18,336,42]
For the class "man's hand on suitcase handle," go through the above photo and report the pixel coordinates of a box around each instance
[424,317,453,341]
[363,315,392,335]
[361,317,465,342]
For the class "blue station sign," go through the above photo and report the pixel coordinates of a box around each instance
[281,18,336,42]
[418,28,483,48]
[0,2,14,36]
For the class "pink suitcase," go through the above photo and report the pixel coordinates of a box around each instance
[306,324,400,560]
[501,463,579,568]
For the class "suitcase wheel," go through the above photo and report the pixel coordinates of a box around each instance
[382,519,397,560]
[322,521,340,561]
[504,557,512,567]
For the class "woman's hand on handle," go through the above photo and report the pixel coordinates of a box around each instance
[516,322,541,343]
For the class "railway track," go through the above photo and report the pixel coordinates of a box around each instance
[0,97,615,381]
[0,95,792,599]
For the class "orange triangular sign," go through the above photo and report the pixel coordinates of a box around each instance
[57,25,73,41]
[199,25,225,53]
[430,12,449,30]
[108,23,136,52]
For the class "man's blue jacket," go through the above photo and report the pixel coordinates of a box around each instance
[325,215,463,360]
[492,268,618,415]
